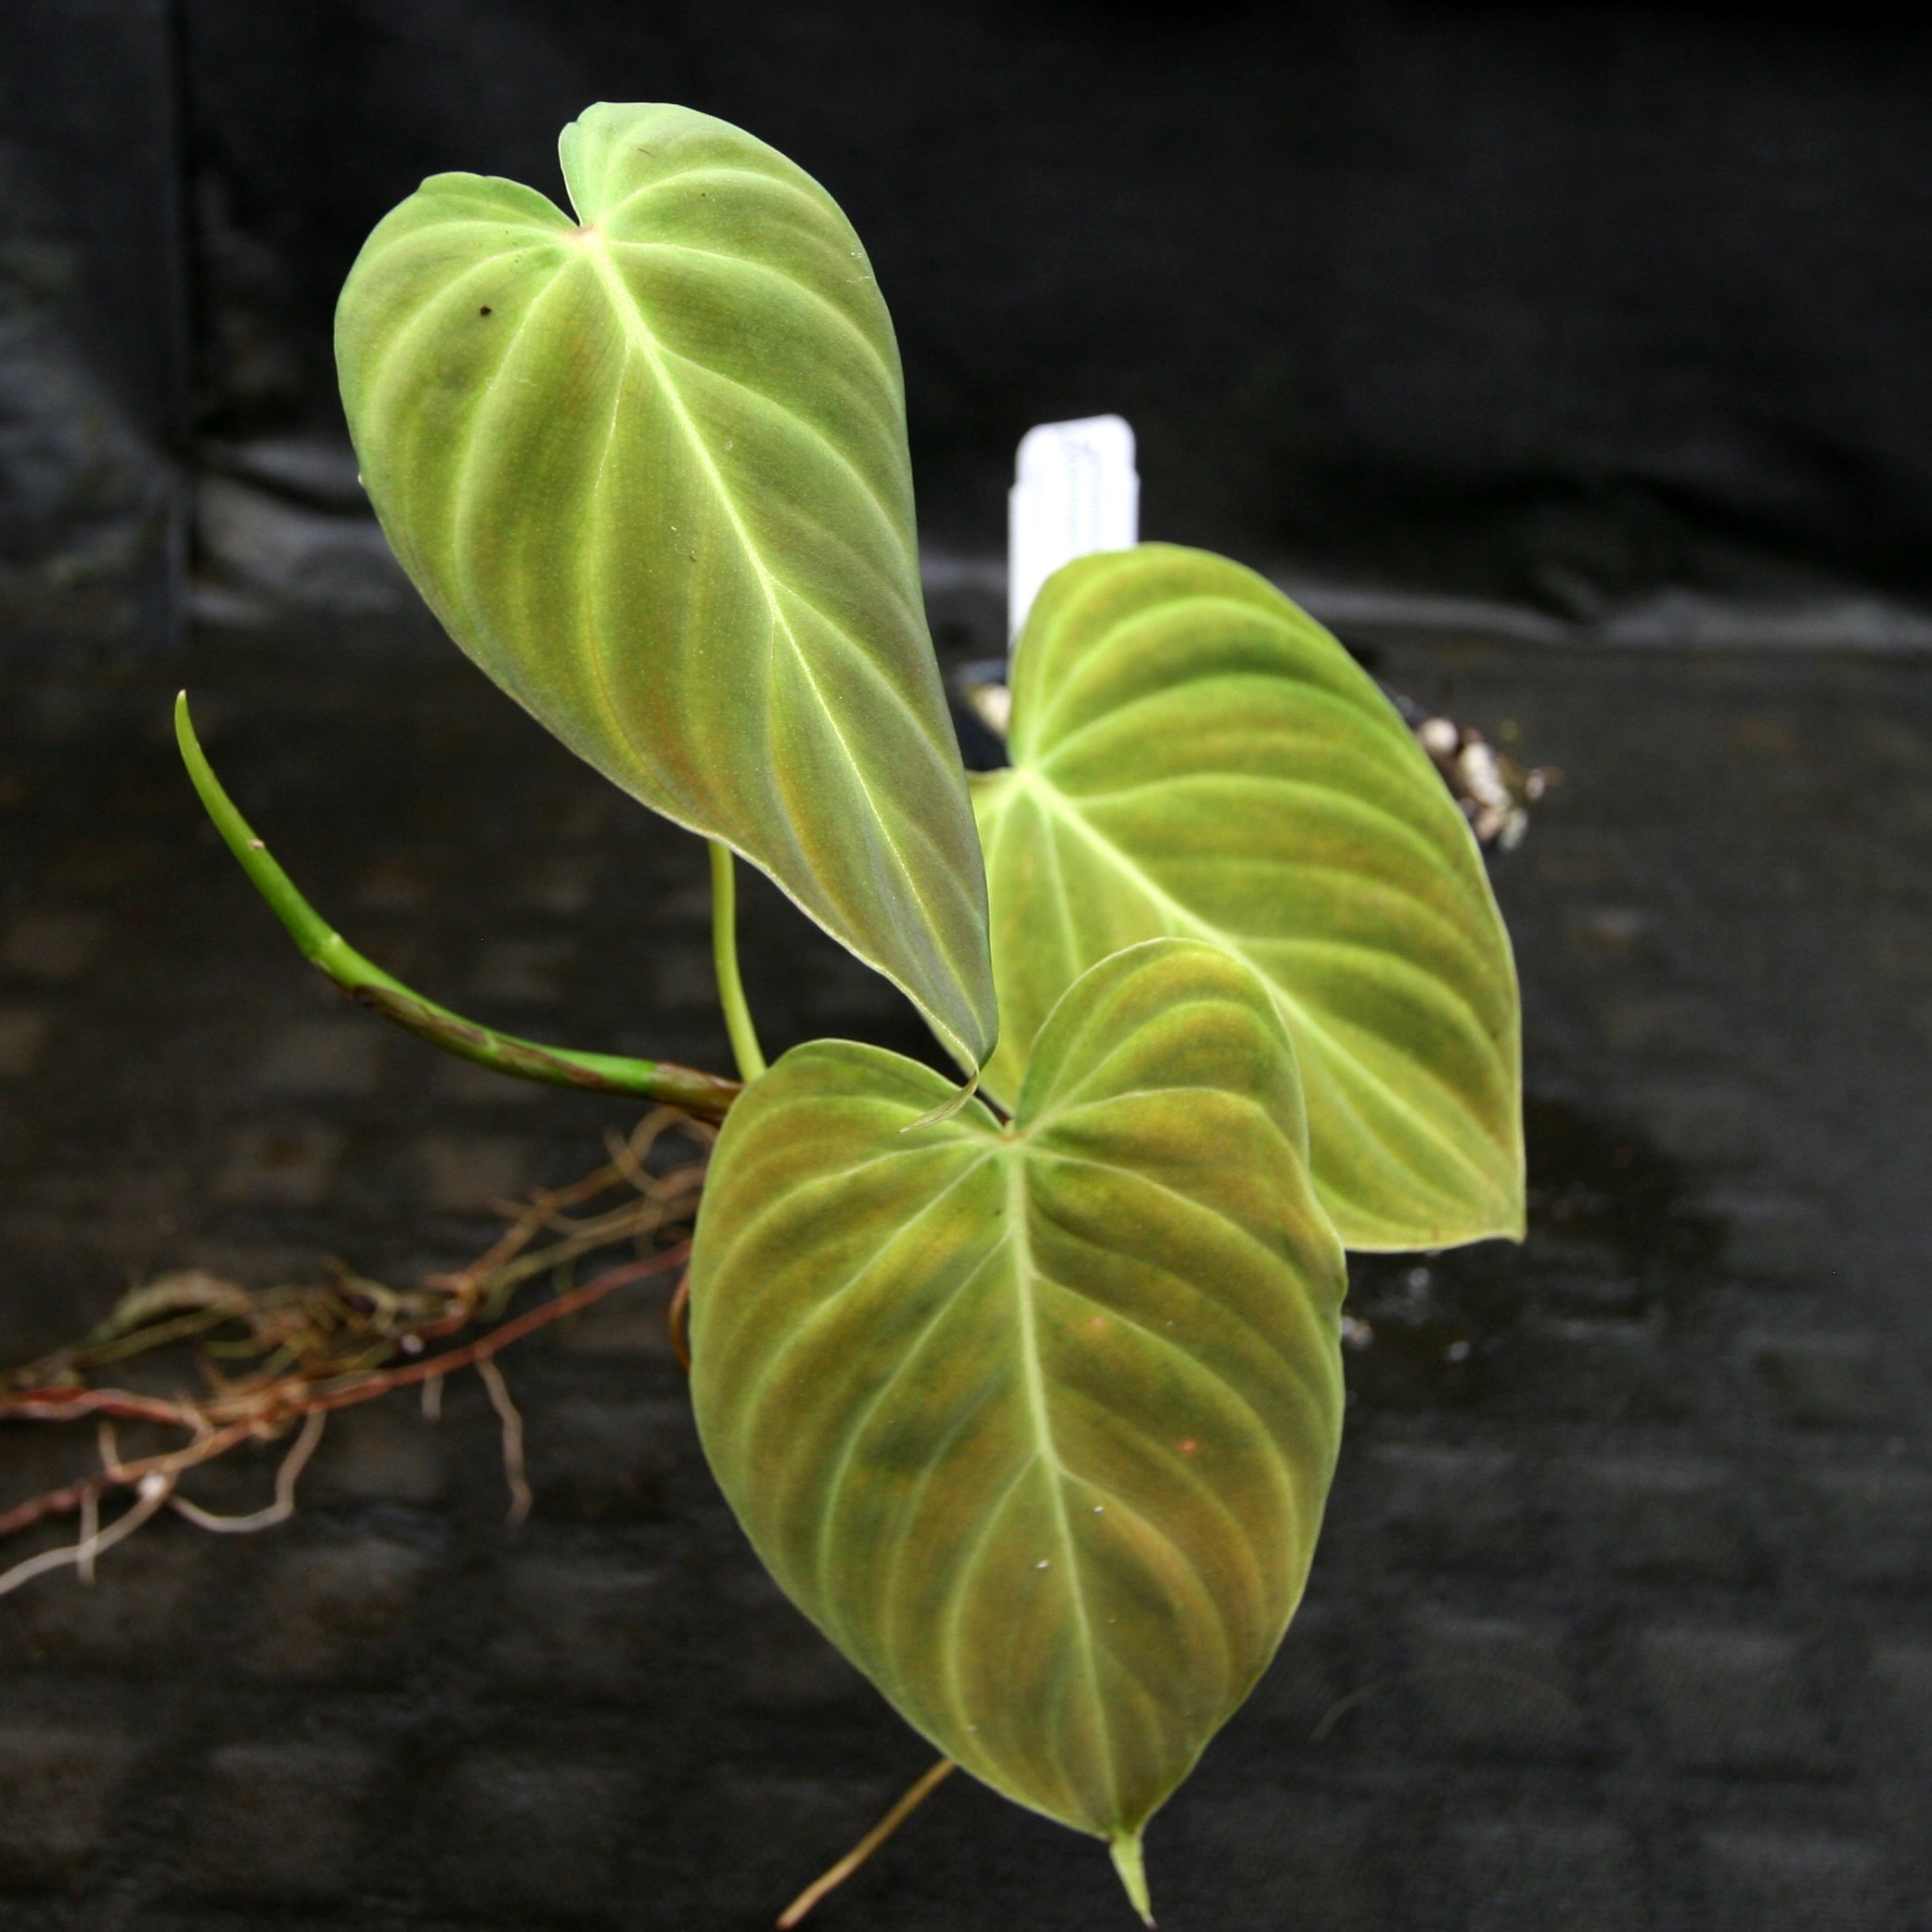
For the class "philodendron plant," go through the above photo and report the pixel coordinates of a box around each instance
[178,103,1522,1921]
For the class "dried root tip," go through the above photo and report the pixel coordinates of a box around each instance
[1110,1834,1154,1926]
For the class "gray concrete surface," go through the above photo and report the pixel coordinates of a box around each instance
[0,614,1927,1928]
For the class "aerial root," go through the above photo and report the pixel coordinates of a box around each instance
[775,1757,956,1927]
[167,1410,328,1534]
[475,1359,531,1526]
[0,1470,177,1602]
[0,1107,707,1589]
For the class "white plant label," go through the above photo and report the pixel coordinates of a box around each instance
[1008,414,1139,639]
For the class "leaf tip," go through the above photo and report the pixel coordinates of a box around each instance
[1109,1834,1154,1926]
[899,1071,980,1133]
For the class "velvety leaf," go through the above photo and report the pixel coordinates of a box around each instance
[336,101,996,1072]
[689,939,1346,1901]
[973,544,1523,1250]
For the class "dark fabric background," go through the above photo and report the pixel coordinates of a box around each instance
[11,1,1932,623]
[0,0,185,650]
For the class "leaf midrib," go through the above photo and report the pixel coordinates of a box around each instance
[575,231,977,1063]
[1004,1144,1119,1822]
[1005,766,1503,1198]
[576,233,866,744]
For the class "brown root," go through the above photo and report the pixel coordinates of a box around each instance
[0,1106,708,1576]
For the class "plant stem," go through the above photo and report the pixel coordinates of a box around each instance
[709,840,767,1084]
[174,692,741,1121]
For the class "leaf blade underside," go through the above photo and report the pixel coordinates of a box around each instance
[688,939,1346,1888]
[974,544,1524,1250]
[336,101,996,1072]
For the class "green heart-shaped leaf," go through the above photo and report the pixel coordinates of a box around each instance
[973,545,1523,1250]
[336,102,996,1072]
[689,938,1346,1909]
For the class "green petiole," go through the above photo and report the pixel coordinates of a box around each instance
[707,840,767,1086]
[174,691,742,1123]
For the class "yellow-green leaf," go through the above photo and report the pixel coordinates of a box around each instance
[974,544,1523,1249]
[689,939,1346,1905]
[336,102,996,1072]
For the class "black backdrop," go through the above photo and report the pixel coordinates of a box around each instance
[12,1,1932,625]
